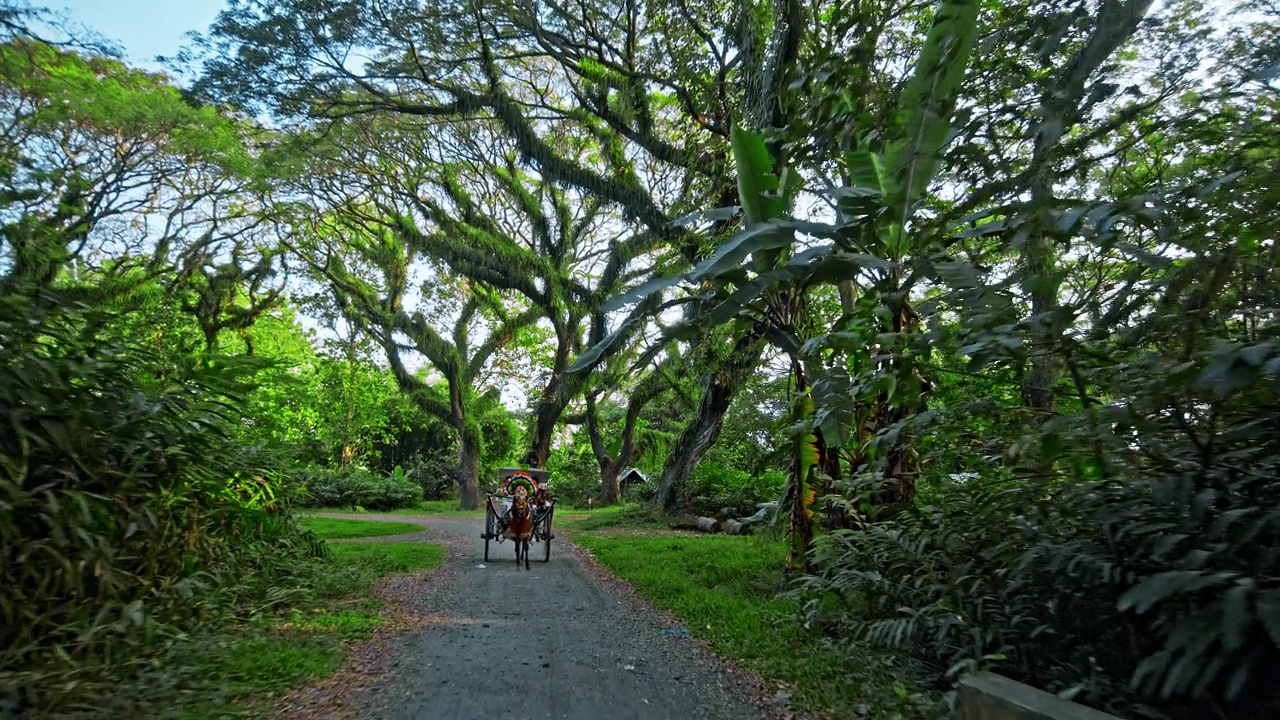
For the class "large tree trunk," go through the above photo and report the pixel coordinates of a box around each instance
[457,425,482,510]
[653,332,766,512]
[599,460,624,505]
[522,397,563,469]
[1021,235,1062,415]
[585,394,632,507]
[448,377,482,510]
[522,319,577,468]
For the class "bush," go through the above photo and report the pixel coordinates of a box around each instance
[287,466,422,511]
[398,452,457,501]
[545,442,600,508]
[688,463,785,518]
[0,299,325,701]
[792,345,1280,719]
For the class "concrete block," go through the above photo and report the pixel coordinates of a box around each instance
[955,673,1123,720]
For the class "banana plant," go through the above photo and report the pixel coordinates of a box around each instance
[826,0,978,509]
[710,0,980,566]
[725,126,831,571]
[579,0,981,568]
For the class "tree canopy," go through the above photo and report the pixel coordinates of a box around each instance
[2,0,1278,716]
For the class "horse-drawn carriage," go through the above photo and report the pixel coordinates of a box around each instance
[481,467,556,569]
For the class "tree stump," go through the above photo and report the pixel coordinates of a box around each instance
[695,516,722,533]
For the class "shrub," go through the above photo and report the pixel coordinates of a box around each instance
[545,442,600,508]
[0,298,325,700]
[399,452,457,501]
[287,466,422,511]
[792,344,1280,719]
[688,463,785,518]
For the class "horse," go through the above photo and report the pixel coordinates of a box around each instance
[506,486,533,570]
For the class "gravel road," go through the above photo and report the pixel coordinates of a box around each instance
[289,513,769,720]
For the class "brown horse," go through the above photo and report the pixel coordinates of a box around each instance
[506,487,533,570]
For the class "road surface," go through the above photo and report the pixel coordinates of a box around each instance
[283,513,768,720]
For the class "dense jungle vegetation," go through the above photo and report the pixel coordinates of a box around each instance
[1,0,1277,717]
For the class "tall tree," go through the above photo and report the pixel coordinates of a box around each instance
[287,114,664,470]
[194,0,834,506]
[0,30,264,317]
[289,210,539,509]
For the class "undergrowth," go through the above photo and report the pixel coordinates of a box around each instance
[303,499,484,517]
[571,526,942,719]
[26,538,445,719]
[283,466,421,511]
[0,295,447,720]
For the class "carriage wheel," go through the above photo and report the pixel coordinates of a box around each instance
[541,508,553,563]
[483,499,497,562]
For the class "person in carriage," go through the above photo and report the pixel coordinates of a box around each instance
[497,472,551,527]
[497,470,551,569]
[483,468,556,568]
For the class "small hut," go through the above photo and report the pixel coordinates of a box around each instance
[619,468,648,491]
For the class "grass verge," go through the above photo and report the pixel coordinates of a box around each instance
[96,536,447,720]
[304,499,483,517]
[571,528,942,720]
[557,502,669,532]
[300,516,424,539]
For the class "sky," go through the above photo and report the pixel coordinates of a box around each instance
[54,0,228,70]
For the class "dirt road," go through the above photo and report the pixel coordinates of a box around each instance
[293,513,767,720]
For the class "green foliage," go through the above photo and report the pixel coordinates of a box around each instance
[55,537,445,718]
[233,316,409,469]
[299,500,483,517]
[687,463,786,519]
[545,438,601,508]
[797,432,1280,717]
[703,371,789,474]
[0,294,326,701]
[0,35,254,171]
[9,0,1274,717]
[795,156,1280,717]
[473,390,523,481]
[396,454,457,501]
[285,466,422,511]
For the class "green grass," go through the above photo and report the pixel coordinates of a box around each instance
[558,502,668,531]
[326,540,446,573]
[413,499,485,515]
[305,499,483,516]
[284,609,383,639]
[299,516,424,539]
[573,530,942,719]
[190,634,345,692]
[158,539,447,719]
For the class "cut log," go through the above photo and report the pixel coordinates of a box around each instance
[724,519,752,535]
[670,514,701,531]
[670,515,724,533]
